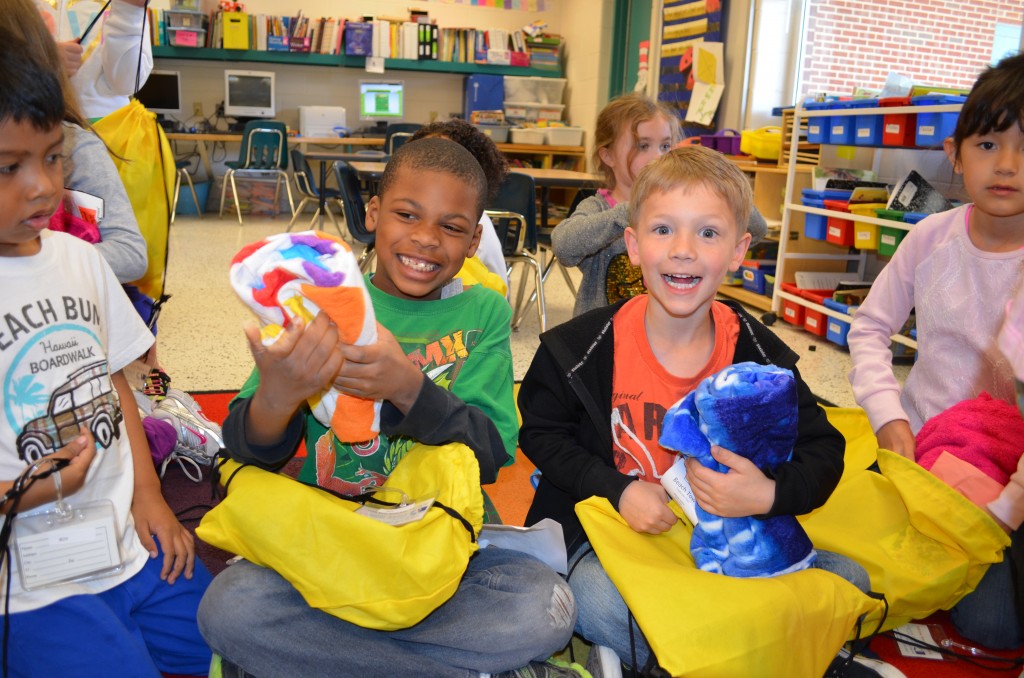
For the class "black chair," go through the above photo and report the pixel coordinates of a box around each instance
[333,161,376,272]
[287,148,345,237]
[385,123,424,155]
[219,120,295,225]
[486,173,545,331]
[511,187,592,330]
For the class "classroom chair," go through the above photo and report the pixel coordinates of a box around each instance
[385,123,423,155]
[170,159,201,224]
[510,188,591,330]
[288,148,346,239]
[333,161,376,272]
[219,120,295,225]
[486,172,545,331]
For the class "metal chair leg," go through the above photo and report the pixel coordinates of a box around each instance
[182,169,201,221]
[218,170,231,219]
[288,197,312,229]
[230,174,243,225]
[171,170,182,224]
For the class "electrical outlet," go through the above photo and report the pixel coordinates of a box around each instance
[193,102,203,117]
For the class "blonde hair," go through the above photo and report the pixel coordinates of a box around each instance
[592,93,682,190]
[1,0,90,130]
[629,145,752,237]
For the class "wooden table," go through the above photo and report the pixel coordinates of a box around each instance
[165,133,385,180]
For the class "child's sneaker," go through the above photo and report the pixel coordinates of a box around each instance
[491,659,592,678]
[143,368,172,401]
[585,645,623,678]
[152,388,224,481]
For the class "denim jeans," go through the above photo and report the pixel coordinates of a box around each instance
[567,543,871,671]
[951,538,1023,649]
[197,546,575,678]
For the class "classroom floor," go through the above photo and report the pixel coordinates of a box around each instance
[159,213,909,404]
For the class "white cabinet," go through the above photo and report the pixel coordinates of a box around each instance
[771,101,963,350]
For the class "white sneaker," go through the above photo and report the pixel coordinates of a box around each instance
[585,646,622,678]
[152,388,223,481]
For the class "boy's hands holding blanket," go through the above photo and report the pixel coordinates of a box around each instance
[685,446,776,517]
[245,313,343,446]
[619,480,676,534]
[334,323,424,415]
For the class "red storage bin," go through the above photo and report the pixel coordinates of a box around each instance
[879,96,916,147]
[781,298,806,326]
[823,199,854,246]
[804,309,828,336]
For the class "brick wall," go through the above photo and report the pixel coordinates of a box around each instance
[799,0,1020,97]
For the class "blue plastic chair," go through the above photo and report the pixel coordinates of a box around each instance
[219,120,295,225]
[170,159,201,224]
[287,148,345,238]
[485,172,545,331]
[333,161,376,272]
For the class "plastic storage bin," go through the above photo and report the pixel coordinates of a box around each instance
[167,27,205,47]
[504,76,566,104]
[509,128,546,145]
[848,202,886,249]
[853,100,883,146]
[902,212,929,225]
[545,127,584,146]
[782,298,806,325]
[803,101,831,144]
[504,101,565,122]
[170,0,200,8]
[700,129,742,155]
[740,127,782,160]
[827,101,858,145]
[879,96,915,147]
[740,263,777,295]
[166,9,204,27]
[764,274,775,299]
[874,208,905,223]
[878,225,908,256]
[465,74,504,121]
[912,94,966,147]
[824,198,854,246]
[822,298,856,347]
[801,188,851,241]
[475,124,510,143]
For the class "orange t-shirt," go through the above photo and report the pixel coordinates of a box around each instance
[610,297,739,481]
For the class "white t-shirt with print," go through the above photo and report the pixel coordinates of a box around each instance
[0,231,154,613]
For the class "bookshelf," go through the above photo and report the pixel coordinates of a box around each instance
[152,45,564,78]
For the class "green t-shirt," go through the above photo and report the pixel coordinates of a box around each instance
[283,276,517,493]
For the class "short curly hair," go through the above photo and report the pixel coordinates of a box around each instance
[411,119,509,204]
[379,137,488,218]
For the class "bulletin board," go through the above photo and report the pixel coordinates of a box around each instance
[658,0,725,136]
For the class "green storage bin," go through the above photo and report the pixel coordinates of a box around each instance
[878,225,907,256]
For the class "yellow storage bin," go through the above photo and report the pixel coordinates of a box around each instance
[740,126,783,160]
[849,202,887,249]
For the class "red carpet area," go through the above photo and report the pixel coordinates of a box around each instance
[164,392,1022,676]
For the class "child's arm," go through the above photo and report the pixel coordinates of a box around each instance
[335,322,512,484]
[0,428,96,514]
[848,232,920,459]
[114,370,196,585]
[243,313,344,448]
[685,363,845,518]
[550,196,630,267]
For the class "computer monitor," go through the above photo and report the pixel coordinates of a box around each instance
[135,70,182,120]
[358,80,404,132]
[224,69,276,124]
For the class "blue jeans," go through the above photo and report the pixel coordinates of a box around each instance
[567,543,870,671]
[197,546,575,678]
[6,545,213,678]
[951,546,1023,649]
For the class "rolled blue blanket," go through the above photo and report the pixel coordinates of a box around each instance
[659,362,816,577]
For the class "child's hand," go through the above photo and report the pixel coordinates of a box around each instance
[618,480,676,534]
[131,487,196,584]
[56,41,83,77]
[48,426,97,497]
[685,446,776,517]
[334,323,424,414]
[245,313,344,415]
[876,420,916,461]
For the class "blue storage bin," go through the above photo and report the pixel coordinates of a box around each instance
[822,298,856,347]
[827,101,858,145]
[853,99,883,146]
[902,211,929,225]
[740,264,777,295]
[804,100,831,144]
[464,74,505,121]
[802,197,827,240]
[911,94,966,146]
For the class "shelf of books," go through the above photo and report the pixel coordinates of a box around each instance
[152,10,564,78]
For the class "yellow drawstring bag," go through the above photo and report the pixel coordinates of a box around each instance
[800,409,1010,631]
[91,100,175,300]
[575,497,881,678]
[574,407,1010,677]
[457,255,508,298]
[196,443,484,631]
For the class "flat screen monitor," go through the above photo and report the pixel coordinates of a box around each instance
[135,70,182,118]
[359,80,404,122]
[224,69,276,119]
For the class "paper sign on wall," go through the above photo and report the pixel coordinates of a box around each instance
[684,41,723,126]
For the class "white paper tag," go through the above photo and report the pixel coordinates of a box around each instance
[660,457,699,526]
[14,500,123,590]
[355,496,435,526]
[894,623,943,660]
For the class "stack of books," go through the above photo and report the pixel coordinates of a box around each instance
[527,34,562,70]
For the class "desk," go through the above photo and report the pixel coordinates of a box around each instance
[165,133,385,180]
